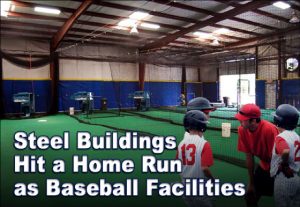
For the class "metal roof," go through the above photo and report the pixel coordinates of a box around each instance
[1,0,300,64]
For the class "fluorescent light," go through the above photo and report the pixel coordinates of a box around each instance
[1,1,12,17]
[113,26,130,31]
[0,10,8,17]
[225,59,239,63]
[225,57,255,63]
[34,6,61,15]
[273,1,290,9]
[129,11,149,20]
[193,31,212,39]
[140,22,160,29]
[214,28,229,34]
[118,19,137,27]
[1,1,11,11]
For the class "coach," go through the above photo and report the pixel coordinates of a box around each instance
[235,104,279,207]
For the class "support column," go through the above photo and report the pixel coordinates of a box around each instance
[216,65,220,82]
[282,39,287,79]
[0,52,4,118]
[198,66,203,96]
[197,67,201,82]
[181,64,187,105]
[138,62,145,91]
[49,52,59,114]
[255,46,258,79]
[278,40,282,107]
[237,60,242,110]
[216,65,220,100]
[181,64,186,95]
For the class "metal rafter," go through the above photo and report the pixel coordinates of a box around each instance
[141,0,271,51]
[5,0,295,60]
[153,0,278,30]
[230,17,277,30]
[0,20,153,41]
[51,0,93,51]
[13,0,179,31]
[211,24,260,36]
[226,25,300,48]
[6,12,166,37]
[87,1,262,38]
[216,0,292,24]
[1,26,143,46]
[91,0,198,23]
[1,22,213,51]
[11,1,244,42]
[3,12,235,51]
[176,25,300,57]
[1,34,50,41]
[0,35,137,49]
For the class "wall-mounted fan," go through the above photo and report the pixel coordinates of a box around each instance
[286,57,299,72]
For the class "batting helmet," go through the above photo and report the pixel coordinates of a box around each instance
[273,104,299,130]
[184,110,208,132]
[187,97,215,112]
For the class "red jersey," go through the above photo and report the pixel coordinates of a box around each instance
[176,142,213,166]
[176,133,213,179]
[237,120,279,170]
[201,142,214,167]
[275,137,290,155]
[176,133,213,167]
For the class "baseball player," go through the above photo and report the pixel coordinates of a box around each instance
[270,104,300,207]
[235,103,279,207]
[187,97,216,117]
[176,110,214,207]
[182,97,216,144]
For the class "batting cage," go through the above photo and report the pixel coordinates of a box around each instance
[1,1,300,207]
[64,55,300,169]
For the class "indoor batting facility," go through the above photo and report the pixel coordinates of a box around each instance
[1,1,300,207]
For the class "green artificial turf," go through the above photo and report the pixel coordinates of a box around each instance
[1,114,275,207]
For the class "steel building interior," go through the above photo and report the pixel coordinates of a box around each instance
[1,1,300,207]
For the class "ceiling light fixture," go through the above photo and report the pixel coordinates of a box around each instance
[140,22,160,29]
[130,24,139,34]
[273,1,290,9]
[113,26,130,31]
[1,1,12,17]
[212,39,220,46]
[193,31,212,39]
[116,11,158,33]
[118,19,137,27]
[34,6,61,15]
[129,11,149,20]
[289,11,300,23]
[214,28,229,34]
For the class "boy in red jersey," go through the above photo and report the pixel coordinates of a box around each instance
[177,110,214,207]
[235,104,279,207]
[271,104,300,207]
